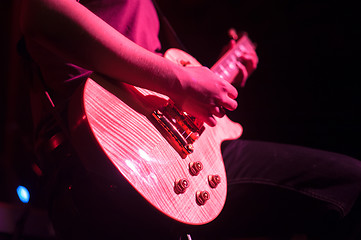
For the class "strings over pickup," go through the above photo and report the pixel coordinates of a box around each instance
[151,100,205,159]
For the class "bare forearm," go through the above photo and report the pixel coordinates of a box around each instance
[19,0,239,126]
[20,0,182,96]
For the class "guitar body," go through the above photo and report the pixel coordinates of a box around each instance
[68,49,243,225]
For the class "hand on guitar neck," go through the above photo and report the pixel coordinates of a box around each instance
[218,29,259,87]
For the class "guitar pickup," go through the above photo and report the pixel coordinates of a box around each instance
[151,100,205,159]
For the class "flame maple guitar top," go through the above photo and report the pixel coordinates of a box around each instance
[68,48,243,225]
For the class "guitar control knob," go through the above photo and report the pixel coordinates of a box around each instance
[208,175,221,188]
[189,161,203,176]
[174,178,189,194]
[196,190,210,206]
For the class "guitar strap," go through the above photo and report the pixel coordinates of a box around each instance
[152,0,189,52]
[17,37,69,156]
[15,38,83,214]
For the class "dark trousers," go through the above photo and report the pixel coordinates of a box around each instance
[189,140,361,239]
[48,139,361,239]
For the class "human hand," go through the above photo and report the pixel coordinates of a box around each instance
[171,66,238,127]
[223,30,259,87]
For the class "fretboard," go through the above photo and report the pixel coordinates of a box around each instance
[211,34,256,83]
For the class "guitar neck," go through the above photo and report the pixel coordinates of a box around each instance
[211,34,256,83]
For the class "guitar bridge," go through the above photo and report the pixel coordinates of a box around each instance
[151,100,205,159]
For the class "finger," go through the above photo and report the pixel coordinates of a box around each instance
[211,105,226,118]
[186,105,218,127]
[240,54,258,74]
[226,83,238,99]
[204,115,217,127]
[235,62,248,87]
[219,98,238,111]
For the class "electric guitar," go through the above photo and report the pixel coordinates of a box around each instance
[68,34,256,225]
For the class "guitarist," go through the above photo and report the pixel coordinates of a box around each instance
[19,0,361,239]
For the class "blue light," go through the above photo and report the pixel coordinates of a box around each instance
[16,186,30,203]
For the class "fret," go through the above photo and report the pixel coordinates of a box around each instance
[227,59,236,70]
[214,71,225,79]
[211,34,256,84]
[219,64,230,77]
[234,49,242,58]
